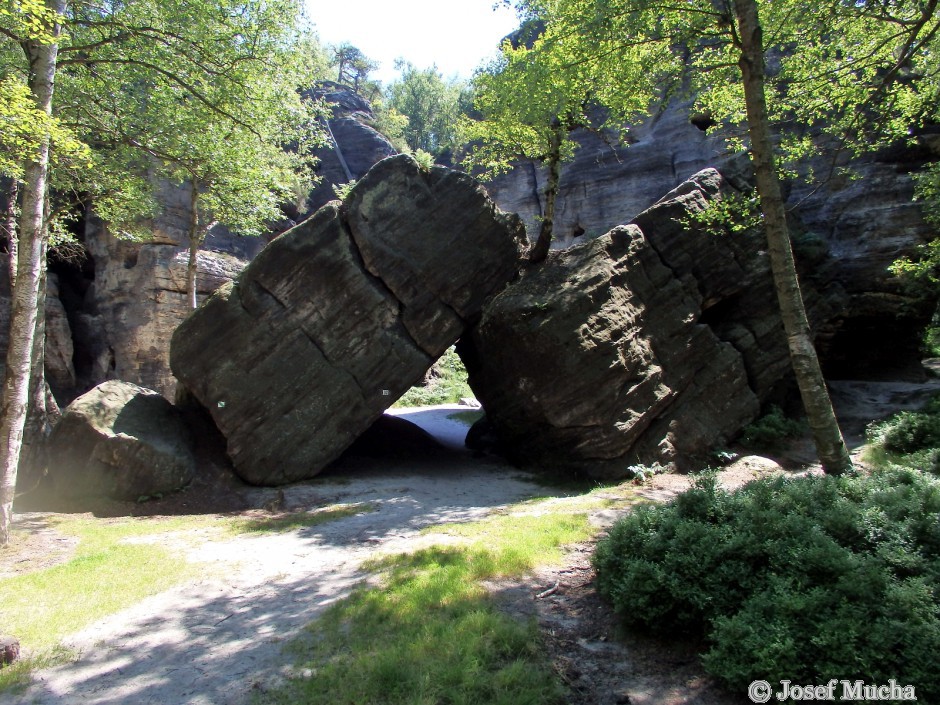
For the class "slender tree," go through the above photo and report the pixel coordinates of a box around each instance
[0,0,325,544]
[462,37,603,262]
[498,0,940,473]
[0,0,63,545]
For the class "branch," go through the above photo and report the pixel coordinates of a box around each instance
[56,56,263,139]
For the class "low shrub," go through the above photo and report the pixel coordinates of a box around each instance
[738,405,805,451]
[866,396,940,474]
[593,469,940,698]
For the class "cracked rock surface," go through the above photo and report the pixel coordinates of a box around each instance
[463,168,768,478]
[170,155,526,486]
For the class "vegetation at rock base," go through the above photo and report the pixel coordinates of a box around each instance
[593,469,940,699]
[739,405,807,452]
[393,346,474,408]
[865,395,940,475]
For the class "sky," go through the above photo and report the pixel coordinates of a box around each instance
[305,0,520,85]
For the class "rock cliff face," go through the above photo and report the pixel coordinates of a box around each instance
[171,155,526,486]
[302,81,398,214]
[484,102,937,375]
[45,83,396,403]
[464,169,767,477]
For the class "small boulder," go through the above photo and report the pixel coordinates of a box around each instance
[0,636,19,666]
[46,380,196,502]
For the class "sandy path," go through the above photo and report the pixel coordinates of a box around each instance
[12,408,544,705]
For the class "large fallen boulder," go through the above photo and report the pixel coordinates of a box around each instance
[46,380,196,502]
[463,168,771,478]
[170,155,527,485]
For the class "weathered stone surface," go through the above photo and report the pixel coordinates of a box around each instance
[70,192,257,402]
[485,100,937,376]
[465,169,764,477]
[303,82,398,214]
[0,635,19,666]
[46,380,196,502]
[171,155,526,485]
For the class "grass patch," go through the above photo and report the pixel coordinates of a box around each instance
[0,645,76,692]
[256,492,621,705]
[0,515,212,694]
[0,516,213,649]
[226,503,375,534]
[0,503,369,694]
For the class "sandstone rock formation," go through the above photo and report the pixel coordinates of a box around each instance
[171,155,526,485]
[40,83,395,405]
[46,380,196,502]
[303,82,398,213]
[464,169,776,477]
[484,101,937,377]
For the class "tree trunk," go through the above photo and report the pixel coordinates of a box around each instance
[187,181,201,310]
[529,120,563,264]
[0,2,63,546]
[21,238,60,482]
[733,0,853,475]
[2,179,18,287]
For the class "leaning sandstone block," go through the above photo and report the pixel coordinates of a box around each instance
[171,155,526,485]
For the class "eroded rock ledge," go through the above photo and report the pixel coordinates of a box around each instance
[170,155,527,485]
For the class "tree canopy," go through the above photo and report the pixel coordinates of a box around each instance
[383,61,469,157]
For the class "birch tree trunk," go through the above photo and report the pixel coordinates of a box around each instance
[529,119,563,264]
[0,0,63,545]
[733,0,853,475]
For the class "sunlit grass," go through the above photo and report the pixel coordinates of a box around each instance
[257,486,648,705]
[0,503,373,694]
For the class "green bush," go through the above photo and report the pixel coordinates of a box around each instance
[871,410,940,455]
[866,398,940,475]
[738,405,805,451]
[593,469,940,698]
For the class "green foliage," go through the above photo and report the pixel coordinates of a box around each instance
[383,62,469,156]
[330,42,379,97]
[461,35,594,180]
[739,405,806,451]
[891,162,940,284]
[866,397,940,474]
[0,0,329,245]
[682,190,763,237]
[332,180,357,201]
[393,346,474,408]
[593,469,940,697]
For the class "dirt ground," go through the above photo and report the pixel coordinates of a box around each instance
[3,377,939,704]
